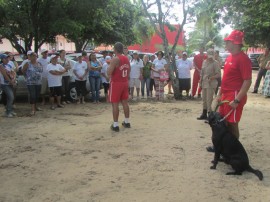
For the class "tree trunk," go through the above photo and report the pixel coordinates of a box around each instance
[9,37,26,54]
[170,54,181,99]
[82,40,89,51]
[74,40,84,52]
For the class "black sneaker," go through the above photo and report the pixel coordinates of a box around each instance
[122,122,131,128]
[110,124,119,132]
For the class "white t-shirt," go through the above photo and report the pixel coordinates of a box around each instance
[101,63,109,83]
[176,59,193,78]
[58,57,71,77]
[129,59,143,79]
[37,57,50,78]
[21,59,30,69]
[47,63,65,87]
[73,61,88,81]
[152,58,167,77]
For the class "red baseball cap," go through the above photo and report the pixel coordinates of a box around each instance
[224,30,244,45]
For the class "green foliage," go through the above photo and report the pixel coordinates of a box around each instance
[0,0,66,53]
[0,0,147,53]
[187,25,223,52]
[210,0,270,47]
[187,0,224,52]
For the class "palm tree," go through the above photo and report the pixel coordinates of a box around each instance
[187,0,223,51]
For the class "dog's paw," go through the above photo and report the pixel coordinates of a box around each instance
[210,165,216,169]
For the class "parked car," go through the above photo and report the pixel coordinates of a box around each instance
[66,52,103,61]
[219,52,230,68]
[248,53,261,69]
[138,52,154,60]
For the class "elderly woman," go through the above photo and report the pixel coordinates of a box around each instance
[262,61,270,98]
[197,49,221,120]
[22,52,43,115]
[151,51,168,100]
[101,56,111,102]
[6,52,19,108]
[58,50,72,104]
[176,52,193,99]
[73,54,88,104]
[0,54,17,117]
[129,51,143,100]
[47,55,67,110]
[88,53,103,104]
[141,55,152,98]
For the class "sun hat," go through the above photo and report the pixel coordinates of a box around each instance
[224,30,244,45]
[27,50,33,55]
[105,56,111,61]
[41,49,48,54]
[50,54,58,59]
[0,54,9,60]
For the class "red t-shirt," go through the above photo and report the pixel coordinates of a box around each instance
[110,54,130,83]
[221,52,252,92]
[193,54,207,69]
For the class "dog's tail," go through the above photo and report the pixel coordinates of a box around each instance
[247,166,263,181]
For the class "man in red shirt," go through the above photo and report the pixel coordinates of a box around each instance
[192,47,207,98]
[219,30,252,139]
[207,30,252,153]
[107,42,131,132]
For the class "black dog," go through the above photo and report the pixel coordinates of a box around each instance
[208,111,263,181]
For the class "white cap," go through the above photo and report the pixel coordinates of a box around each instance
[41,49,48,54]
[105,56,111,61]
[182,52,187,56]
[133,50,139,54]
[27,50,33,55]
[50,54,58,59]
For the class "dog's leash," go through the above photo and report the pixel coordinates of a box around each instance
[219,109,234,122]
[214,100,234,122]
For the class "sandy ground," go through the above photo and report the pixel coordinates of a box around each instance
[0,70,270,202]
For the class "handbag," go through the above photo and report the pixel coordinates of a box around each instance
[159,71,169,82]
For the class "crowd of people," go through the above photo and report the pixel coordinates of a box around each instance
[1,31,269,120]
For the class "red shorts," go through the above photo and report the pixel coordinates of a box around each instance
[219,91,247,123]
[109,81,129,103]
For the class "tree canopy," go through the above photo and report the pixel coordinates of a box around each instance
[0,0,64,53]
[187,0,223,52]
[210,0,270,47]
[0,0,153,53]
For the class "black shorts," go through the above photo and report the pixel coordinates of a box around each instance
[178,78,191,91]
[49,86,62,97]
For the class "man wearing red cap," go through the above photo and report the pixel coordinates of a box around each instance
[218,30,252,139]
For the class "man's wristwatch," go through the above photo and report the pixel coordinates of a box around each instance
[233,99,240,104]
